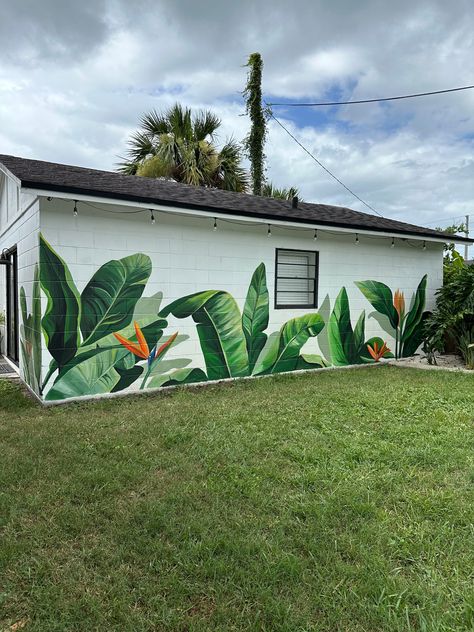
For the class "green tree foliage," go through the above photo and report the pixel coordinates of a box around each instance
[435,222,466,281]
[261,183,301,201]
[243,53,267,195]
[118,104,248,192]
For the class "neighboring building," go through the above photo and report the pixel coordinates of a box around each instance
[0,154,472,403]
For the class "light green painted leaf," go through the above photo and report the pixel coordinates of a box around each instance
[45,348,122,400]
[253,313,325,375]
[160,291,249,379]
[148,367,207,388]
[296,353,331,370]
[242,263,269,373]
[40,233,81,367]
[355,280,398,329]
[80,253,152,346]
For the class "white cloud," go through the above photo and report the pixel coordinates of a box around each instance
[0,0,473,254]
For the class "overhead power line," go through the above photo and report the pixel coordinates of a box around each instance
[267,110,383,217]
[268,84,474,107]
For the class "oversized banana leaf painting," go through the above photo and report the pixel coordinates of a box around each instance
[18,234,430,400]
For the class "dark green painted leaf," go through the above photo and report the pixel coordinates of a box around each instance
[253,313,325,375]
[352,311,365,355]
[160,291,249,379]
[80,253,152,346]
[111,365,144,392]
[45,348,122,400]
[328,287,362,365]
[401,310,430,357]
[32,264,42,391]
[148,367,207,388]
[355,280,398,329]
[400,275,427,356]
[242,263,269,373]
[40,233,81,367]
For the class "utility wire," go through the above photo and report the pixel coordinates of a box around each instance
[267,109,383,217]
[268,84,474,107]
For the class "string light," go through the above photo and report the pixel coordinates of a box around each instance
[59,195,437,250]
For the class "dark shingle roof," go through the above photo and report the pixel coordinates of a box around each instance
[1,154,472,243]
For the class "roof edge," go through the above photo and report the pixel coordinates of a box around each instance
[27,181,474,244]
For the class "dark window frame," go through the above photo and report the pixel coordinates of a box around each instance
[5,245,19,364]
[274,247,319,310]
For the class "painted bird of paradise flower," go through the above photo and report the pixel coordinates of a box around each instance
[114,321,179,389]
[356,275,428,359]
[366,340,391,362]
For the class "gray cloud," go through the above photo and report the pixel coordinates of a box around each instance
[0,0,473,251]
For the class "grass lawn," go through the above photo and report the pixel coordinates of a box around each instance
[1,366,474,631]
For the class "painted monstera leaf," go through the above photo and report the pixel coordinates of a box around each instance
[40,234,81,368]
[45,348,123,400]
[242,263,269,373]
[80,253,152,346]
[253,313,325,375]
[160,290,249,380]
[355,280,399,330]
[400,275,428,357]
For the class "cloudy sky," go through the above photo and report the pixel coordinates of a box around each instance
[1,0,473,246]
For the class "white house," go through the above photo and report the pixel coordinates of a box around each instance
[0,154,471,403]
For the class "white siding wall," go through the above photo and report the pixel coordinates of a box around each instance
[39,197,443,397]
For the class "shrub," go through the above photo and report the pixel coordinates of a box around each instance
[424,263,474,368]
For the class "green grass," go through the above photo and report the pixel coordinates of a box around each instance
[1,366,474,631]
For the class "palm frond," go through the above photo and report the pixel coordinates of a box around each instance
[193,110,221,141]
[139,110,170,136]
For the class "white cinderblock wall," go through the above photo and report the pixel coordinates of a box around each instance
[39,197,443,385]
[0,173,40,376]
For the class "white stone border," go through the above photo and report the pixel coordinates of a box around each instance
[40,361,387,407]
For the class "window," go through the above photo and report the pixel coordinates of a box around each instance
[275,248,318,309]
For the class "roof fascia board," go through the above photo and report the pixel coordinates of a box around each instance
[0,162,21,187]
[30,186,470,245]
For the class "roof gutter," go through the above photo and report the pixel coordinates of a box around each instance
[24,184,474,245]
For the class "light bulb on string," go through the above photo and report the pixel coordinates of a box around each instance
[73,200,78,217]
[423,240,426,251]
[391,237,395,248]
[313,229,318,241]
[213,217,217,231]
[150,210,155,225]
[267,224,272,237]
[355,233,359,245]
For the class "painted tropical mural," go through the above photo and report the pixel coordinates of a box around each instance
[19,234,430,401]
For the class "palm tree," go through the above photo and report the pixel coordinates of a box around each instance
[261,183,301,201]
[118,104,249,192]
